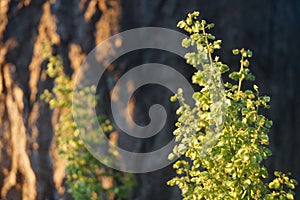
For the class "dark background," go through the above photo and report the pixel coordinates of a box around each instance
[0,0,299,199]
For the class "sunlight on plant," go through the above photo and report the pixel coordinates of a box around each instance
[41,42,135,200]
[168,11,297,200]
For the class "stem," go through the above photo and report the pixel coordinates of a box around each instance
[202,28,213,66]
[237,57,244,96]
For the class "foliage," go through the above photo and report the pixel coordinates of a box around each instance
[168,11,297,200]
[41,44,135,200]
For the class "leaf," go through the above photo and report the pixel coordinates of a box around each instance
[243,59,250,67]
[232,49,239,55]
[220,64,229,73]
[229,72,239,81]
[177,20,186,28]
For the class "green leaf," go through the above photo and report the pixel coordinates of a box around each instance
[229,72,239,81]
[247,50,253,57]
[232,49,239,55]
[220,64,229,73]
[243,59,250,67]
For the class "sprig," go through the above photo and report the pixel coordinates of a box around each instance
[168,11,297,200]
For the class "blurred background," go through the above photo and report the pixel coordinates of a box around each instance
[0,0,299,199]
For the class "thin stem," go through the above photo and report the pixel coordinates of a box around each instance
[237,57,244,96]
[202,28,213,66]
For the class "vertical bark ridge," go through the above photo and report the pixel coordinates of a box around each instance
[1,64,36,200]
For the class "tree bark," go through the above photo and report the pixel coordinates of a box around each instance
[0,0,299,199]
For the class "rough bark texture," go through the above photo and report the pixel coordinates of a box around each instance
[0,0,299,199]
